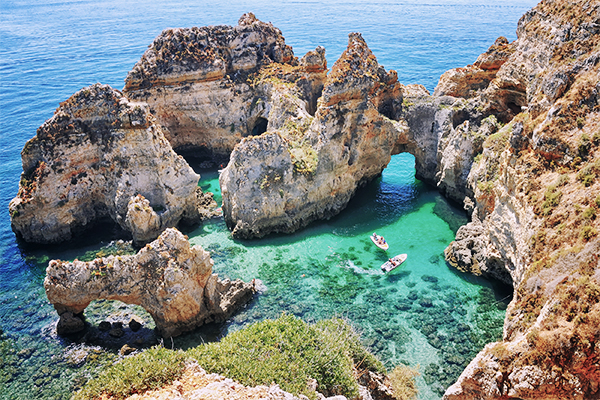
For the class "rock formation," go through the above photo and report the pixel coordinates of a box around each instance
[442,1,600,398]
[8,84,210,245]
[45,228,255,338]
[9,5,600,398]
[123,12,326,159]
[219,32,481,238]
[122,361,306,400]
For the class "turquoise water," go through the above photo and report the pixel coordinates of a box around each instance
[0,1,537,399]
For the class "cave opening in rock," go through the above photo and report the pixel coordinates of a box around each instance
[452,109,470,129]
[250,117,269,136]
[507,101,521,115]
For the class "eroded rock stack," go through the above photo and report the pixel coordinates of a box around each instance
[220,33,471,239]
[45,228,255,338]
[9,5,600,398]
[123,12,312,158]
[8,84,207,245]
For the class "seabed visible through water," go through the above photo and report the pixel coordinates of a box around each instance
[0,153,510,400]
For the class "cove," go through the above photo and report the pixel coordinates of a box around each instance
[178,153,510,399]
[0,1,538,399]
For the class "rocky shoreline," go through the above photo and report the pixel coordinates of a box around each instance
[8,2,600,399]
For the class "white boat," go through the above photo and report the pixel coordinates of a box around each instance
[370,233,389,250]
[381,254,407,273]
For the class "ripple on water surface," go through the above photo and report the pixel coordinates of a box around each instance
[180,154,509,399]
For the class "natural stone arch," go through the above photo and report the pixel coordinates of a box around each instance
[44,229,255,338]
[218,33,479,239]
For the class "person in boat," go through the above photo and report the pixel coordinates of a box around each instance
[388,258,398,266]
[373,233,386,245]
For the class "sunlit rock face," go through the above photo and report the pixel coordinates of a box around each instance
[9,84,203,245]
[44,228,255,338]
[220,32,410,239]
[218,30,495,240]
[123,12,322,160]
[443,1,600,399]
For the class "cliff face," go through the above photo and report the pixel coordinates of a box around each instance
[442,1,600,399]
[8,84,205,244]
[219,33,485,239]
[45,228,255,338]
[123,13,325,159]
[9,6,600,397]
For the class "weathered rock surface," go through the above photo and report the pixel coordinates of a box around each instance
[45,228,255,337]
[442,1,600,398]
[8,84,208,244]
[220,32,484,238]
[122,361,305,400]
[434,36,515,99]
[123,13,326,159]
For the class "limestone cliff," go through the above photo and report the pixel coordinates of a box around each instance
[45,228,255,338]
[220,33,404,238]
[8,84,207,244]
[219,33,484,239]
[442,1,600,398]
[123,13,326,159]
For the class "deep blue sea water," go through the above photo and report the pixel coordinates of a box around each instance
[1,1,539,399]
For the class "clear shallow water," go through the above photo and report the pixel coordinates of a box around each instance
[0,1,537,399]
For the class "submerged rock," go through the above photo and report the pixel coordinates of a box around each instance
[44,228,255,338]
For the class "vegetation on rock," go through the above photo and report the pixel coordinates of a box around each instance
[73,314,411,400]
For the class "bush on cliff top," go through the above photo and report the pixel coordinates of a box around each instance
[188,314,385,399]
[73,314,395,400]
[73,345,186,400]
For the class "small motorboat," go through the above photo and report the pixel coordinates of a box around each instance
[381,254,407,273]
[370,233,389,251]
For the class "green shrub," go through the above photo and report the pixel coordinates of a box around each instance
[73,346,186,400]
[74,315,383,400]
[314,318,386,375]
[583,207,596,220]
[581,226,598,241]
[189,314,379,399]
[578,133,591,158]
[389,364,419,400]
[542,185,562,215]
[577,161,600,187]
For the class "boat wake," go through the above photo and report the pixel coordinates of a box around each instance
[342,260,383,276]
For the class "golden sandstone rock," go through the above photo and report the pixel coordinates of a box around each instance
[10,3,600,397]
[45,228,255,338]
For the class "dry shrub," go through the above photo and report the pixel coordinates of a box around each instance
[389,364,419,400]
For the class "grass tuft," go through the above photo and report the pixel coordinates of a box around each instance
[389,364,419,400]
[188,314,368,399]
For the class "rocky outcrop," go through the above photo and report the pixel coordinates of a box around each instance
[434,36,515,99]
[220,33,402,238]
[443,1,600,398]
[123,13,326,158]
[220,33,486,239]
[123,361,305,400]
[45,228,255,338]
[8,84,209,245]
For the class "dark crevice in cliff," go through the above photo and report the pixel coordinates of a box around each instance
[249,117,269,136]
[179,151,230,170]
[14,216,131,253]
